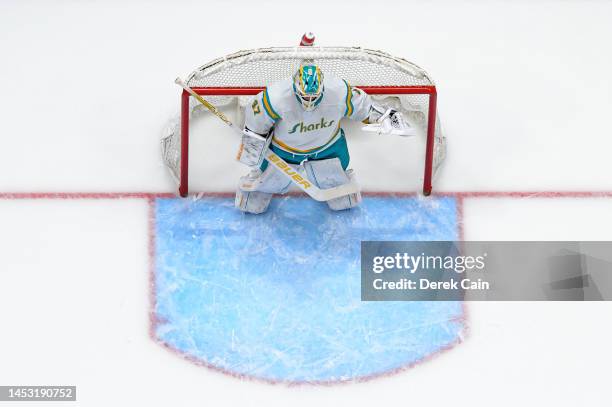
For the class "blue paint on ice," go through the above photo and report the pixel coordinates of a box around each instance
[154,196,463,383]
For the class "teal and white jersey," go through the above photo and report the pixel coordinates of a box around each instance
[244,74,372,155]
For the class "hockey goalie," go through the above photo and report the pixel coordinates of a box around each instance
[234,63,413,214]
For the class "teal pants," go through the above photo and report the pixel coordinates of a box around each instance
[260,131,350,172]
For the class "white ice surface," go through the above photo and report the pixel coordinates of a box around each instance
[462,197,612,406]
[1,0,612,406]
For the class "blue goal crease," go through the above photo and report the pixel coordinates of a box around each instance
[153,195,462,383]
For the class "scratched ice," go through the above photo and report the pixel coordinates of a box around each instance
[154,196,464,382]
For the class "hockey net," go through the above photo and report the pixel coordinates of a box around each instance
[162,46,446,197]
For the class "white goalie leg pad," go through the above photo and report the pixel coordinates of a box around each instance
[235,189,273,214]
[235,164,294,213]
[303,158,362,211]
[238,165,295,194]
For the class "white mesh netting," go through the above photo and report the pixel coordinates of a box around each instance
[162,46,446,193]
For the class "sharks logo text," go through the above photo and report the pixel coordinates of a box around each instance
[288,118,335,134]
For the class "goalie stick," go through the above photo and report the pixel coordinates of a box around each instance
[174,77,360,202]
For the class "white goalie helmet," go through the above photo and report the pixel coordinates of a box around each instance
[292,64,324,111]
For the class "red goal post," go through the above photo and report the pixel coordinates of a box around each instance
[162,46,446,197]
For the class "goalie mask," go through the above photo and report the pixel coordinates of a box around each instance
[292,64,324,111]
